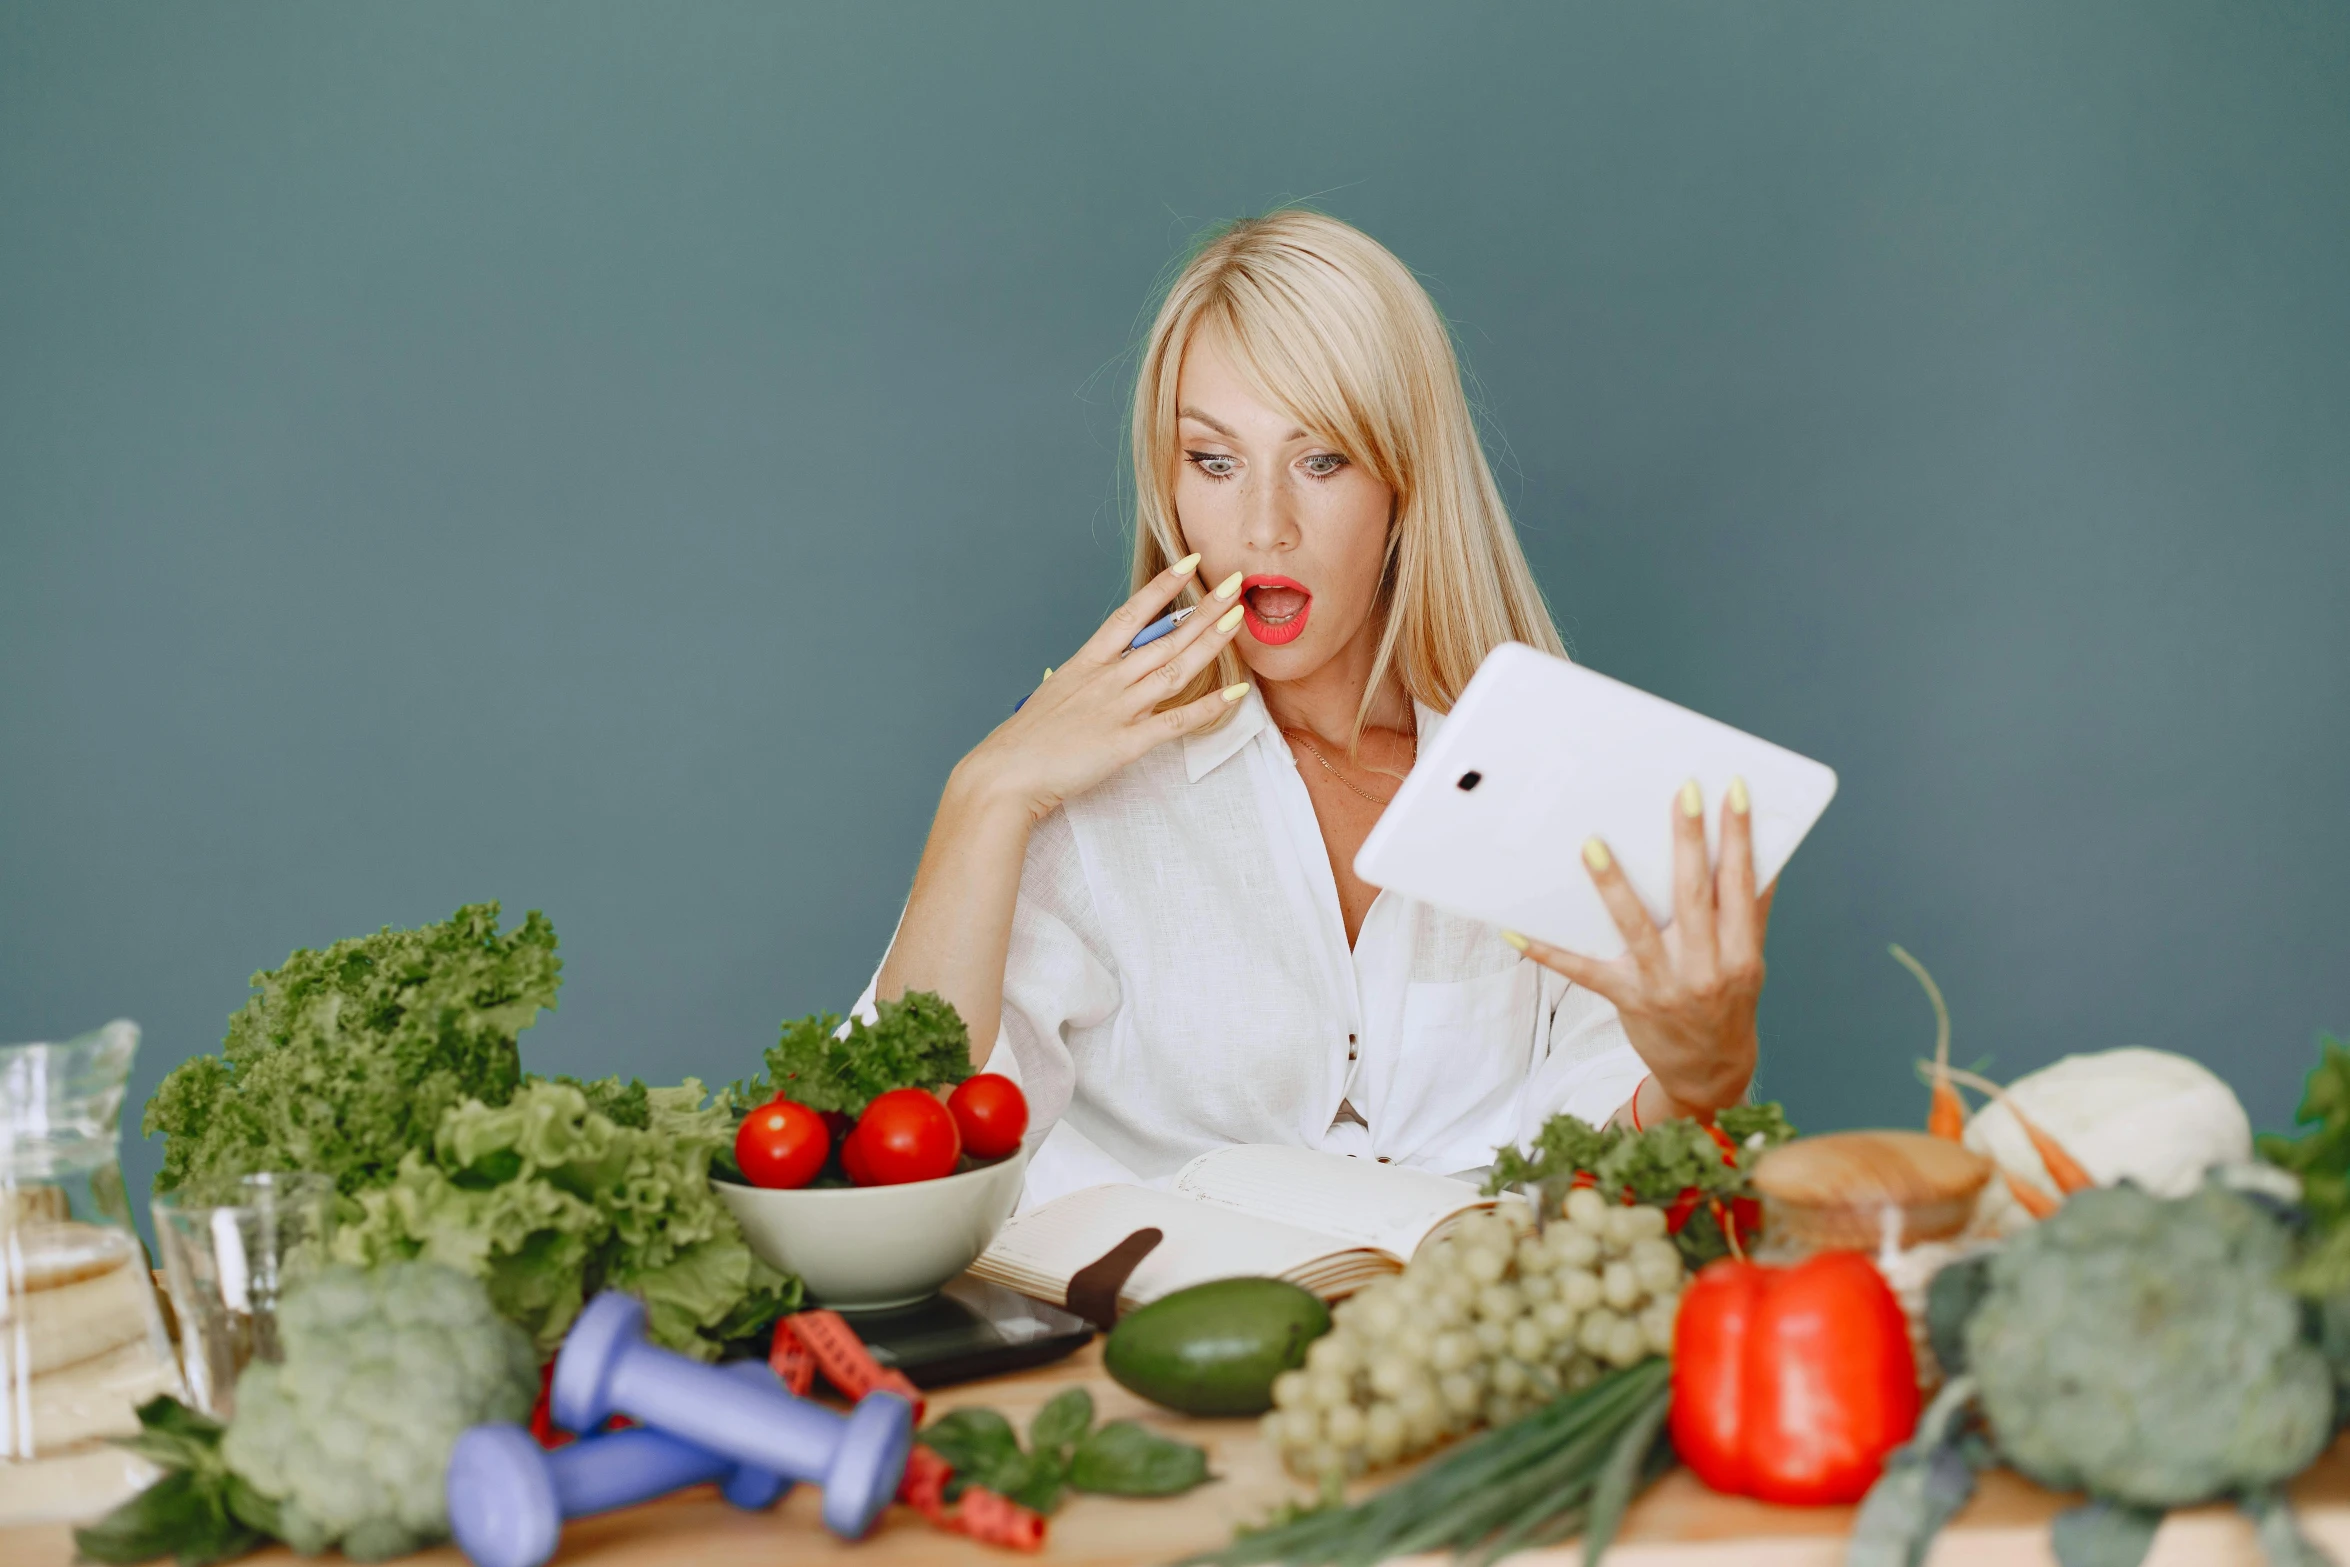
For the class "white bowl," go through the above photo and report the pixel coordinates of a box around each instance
[714,1145,1030,1310]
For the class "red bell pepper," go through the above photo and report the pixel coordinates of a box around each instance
[1669,1250,1919,1505]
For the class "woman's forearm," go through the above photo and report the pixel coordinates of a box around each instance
[875,762,1037,1064]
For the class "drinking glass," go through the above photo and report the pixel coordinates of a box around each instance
[153,1171,338,1418]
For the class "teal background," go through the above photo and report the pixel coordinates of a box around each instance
[3,3,2345,1211]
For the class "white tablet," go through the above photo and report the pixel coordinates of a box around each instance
[1354,643,1838,961]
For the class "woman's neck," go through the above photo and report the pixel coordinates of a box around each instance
[1258,612,1413,745]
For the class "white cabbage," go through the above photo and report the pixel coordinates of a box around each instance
[1964,1047,2251,1233]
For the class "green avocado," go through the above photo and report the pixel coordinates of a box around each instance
[1104,1277,1331,1417]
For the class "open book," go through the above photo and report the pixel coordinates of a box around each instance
[968,1144,1496,1314]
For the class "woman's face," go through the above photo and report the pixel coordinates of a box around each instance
[1172,336,1395,685]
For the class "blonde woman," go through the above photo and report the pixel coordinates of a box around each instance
[869,211,1770,1206]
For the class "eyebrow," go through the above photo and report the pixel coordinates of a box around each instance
[1179,405,1309,443]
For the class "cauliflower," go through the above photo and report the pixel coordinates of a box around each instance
[220,1261,538,1560]
[1963,1183,2333,1508]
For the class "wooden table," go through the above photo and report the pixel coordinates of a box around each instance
[11,1341,2350,1566]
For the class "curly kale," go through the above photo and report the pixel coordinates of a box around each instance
[145,904,560,1196]
[724,990,973,1115]
[1965,1184,2334,1509]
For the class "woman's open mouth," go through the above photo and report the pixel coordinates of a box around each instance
[1241,575,1312,645]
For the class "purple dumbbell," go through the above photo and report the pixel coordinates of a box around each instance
[446,1361,791,1567]
[551,1291,912,1541]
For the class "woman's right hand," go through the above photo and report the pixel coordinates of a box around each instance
[956,555,1252,822]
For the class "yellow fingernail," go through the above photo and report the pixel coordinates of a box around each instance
[1582,837,1612,872]
[1728,775,1750,814]
[1220,681,1249,703]
[1679,779,1703,819]
[1042,667,1054,682]
[1173,552,1201,576]
[1214,571,1245,600]
[1217,603,1245,632]
[1500,929,1530,952]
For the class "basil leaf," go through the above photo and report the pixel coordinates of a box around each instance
[920,1407,1023,1477]
[1029,1388,1094,1459]
[73,1470,265,1567]
[1069,1420,1209,1497]
[993,1449,1067,1516]
[111,1397,229,1473]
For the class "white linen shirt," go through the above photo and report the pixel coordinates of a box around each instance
[854,686,1649,1212]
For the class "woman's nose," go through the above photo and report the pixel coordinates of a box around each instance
[1239,470,1301,553]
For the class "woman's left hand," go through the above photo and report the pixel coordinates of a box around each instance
[1505,777,1771,1122]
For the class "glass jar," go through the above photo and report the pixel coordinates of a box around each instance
[0,1021,186,1524]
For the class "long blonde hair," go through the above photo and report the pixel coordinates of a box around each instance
[1129,209,1564,738]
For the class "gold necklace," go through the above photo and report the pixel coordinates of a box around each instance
[1283,727,1413,807]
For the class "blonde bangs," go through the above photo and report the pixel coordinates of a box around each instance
[1130,211,1563,734]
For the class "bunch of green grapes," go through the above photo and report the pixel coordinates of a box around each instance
[1263,1188,1686,1480]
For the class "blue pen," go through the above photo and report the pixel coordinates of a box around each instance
[1016,605,1198,710]
[1122,604,1197,654]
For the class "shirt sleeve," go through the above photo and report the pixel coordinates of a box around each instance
[1512,978,1649,1147]
[848,806,1119,1138]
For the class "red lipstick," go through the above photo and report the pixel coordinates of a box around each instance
[1240,575,1312,646]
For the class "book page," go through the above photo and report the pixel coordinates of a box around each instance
[968,1182,1393,1311]
[1169,1144,1494,1260]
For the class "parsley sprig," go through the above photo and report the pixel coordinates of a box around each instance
[723,990,974,1116]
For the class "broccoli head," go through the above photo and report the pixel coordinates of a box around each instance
[220,1261,538,1560]
[1964,1183,2333,1508]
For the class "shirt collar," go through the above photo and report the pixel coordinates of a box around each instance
[1182,686,1448,783]
[1183,684,1269,782]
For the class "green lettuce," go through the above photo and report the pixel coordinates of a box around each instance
[146,904,560,1196]
[334,1078,798,1359]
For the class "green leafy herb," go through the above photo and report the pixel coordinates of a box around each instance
[1029,1388,1095,1462]
[75,1398,274,1567]
[724,990,973,1115]
[1486,1103,1794,1266]
[916,1390,1210,1516]
[1068,1419,1212,1497]
[2257,1034,2350,1293]
[146,903,561,1197]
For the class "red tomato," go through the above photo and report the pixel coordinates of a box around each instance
[854,1088,961,1185]
[947,1074,1028,1161]
[734,1098,830,1190]
[839,1122,877,1187]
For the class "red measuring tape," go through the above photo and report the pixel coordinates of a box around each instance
[768,1309,925,1419]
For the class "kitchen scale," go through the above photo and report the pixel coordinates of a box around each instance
[835,1275,1094,1388]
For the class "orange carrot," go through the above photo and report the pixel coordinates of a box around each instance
[1947,1065,2097,1194]
[2003,1168,2062,1220]
[1890,945,1966,1140]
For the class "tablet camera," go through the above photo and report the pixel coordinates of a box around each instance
[1456,770,1482,792]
